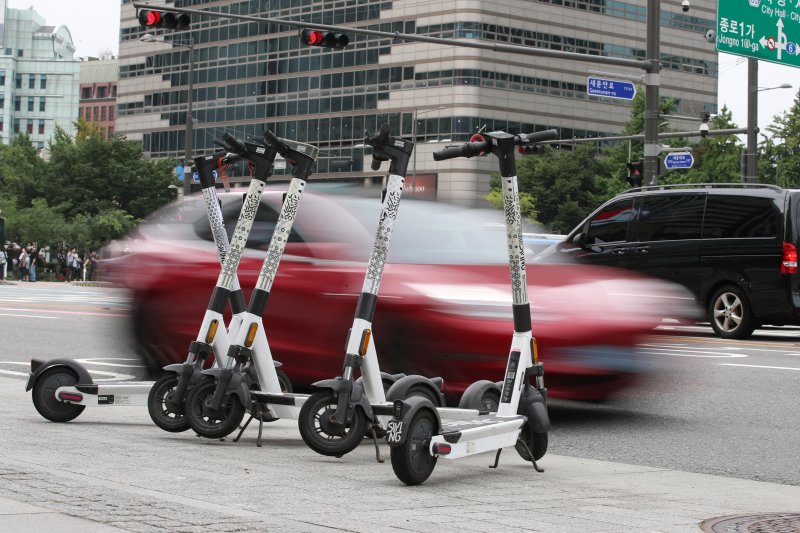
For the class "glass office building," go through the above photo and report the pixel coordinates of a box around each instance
[117,0,718,204]
[0,2,80,148]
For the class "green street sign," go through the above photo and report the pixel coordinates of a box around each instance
[716,0,800,68]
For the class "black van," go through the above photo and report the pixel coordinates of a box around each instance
[537,184,800,339]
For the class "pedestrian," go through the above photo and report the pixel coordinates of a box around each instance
[66,248,79,282]
[86,250,98,281]
[0,246,7,282]
[28,245,37,282]
[18,248,29,282]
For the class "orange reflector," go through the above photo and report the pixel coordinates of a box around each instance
[245,323,258,347]
[531,338,539,364]
[205,319,219,343]
[359,329,371,356]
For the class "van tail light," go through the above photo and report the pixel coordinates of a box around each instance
[781,242,798,274]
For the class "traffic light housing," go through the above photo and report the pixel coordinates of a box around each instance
[626,160,644,187]
[299,29,350,49]
[138,10,190,30]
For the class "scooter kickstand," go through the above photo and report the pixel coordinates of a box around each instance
[256,413,264,448]
[516,439,545,473]
[368,427,385,463]
[233,414,255,443]
[489,449,502,469]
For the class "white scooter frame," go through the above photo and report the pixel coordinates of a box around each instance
[25,143,249,424]
[384,129,558,485]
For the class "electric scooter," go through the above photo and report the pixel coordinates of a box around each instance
[383,129,557,485]
[296,124,445,459]
[182,130,321,442]
[25,138,250,425]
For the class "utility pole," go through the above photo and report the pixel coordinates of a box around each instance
[745,58,758,183]
[643,0,661,186]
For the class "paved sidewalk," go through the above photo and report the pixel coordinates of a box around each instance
[3,376,799,532]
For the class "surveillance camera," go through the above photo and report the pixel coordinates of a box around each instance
[682,0,690,12]
[705,29,716,43]
[699,122,709,138]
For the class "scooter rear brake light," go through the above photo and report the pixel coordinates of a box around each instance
[59,392,83,402]
[781,241,798,274]
[433,443,451,455]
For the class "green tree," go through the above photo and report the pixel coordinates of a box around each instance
[668,106,742,184]
[764,89,800,188]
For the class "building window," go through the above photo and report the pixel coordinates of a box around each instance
[16,49,23,58]
[81,87,92,99]
[28,74,35,89]
[38,121,44,135]
[93,107,99,121]
[27,97,34,112]
[0,121,3,131]
[108,106,114,121]
[108,125,113,136]
[26,122,33,135]
[100,106,106,121]
[14,97,20,111]
[0,70,5,86]
[39,98,46,112]
[0,96,4,109]
[15,75,21,89]
[40,74,46,90]
[97,86,107,98]
[13,119,19,134]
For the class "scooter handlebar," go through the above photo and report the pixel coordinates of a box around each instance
[433,141,491,161]
[518,129,558,144]
[220,132,248,156]
[261,129,288,154]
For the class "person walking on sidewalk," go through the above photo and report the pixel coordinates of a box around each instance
[0,246,7,282]
[28,245,37,282]
[18,248,29,282]
[66,248,79,282]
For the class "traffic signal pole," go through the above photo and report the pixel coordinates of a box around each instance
[134,1,673,184]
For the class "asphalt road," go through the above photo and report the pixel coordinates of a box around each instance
[2,281,800,487]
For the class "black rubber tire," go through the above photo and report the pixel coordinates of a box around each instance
[147,373,190,433]
[458,380,501,412]
[298,390,367,457]
[185,377,245,439]
[708,284,756,340]
[404,384,442,406]
[390,409,438,485]
[515,423,548,462]
[31,368,85,422]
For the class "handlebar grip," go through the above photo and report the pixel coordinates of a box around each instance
[433,141,490,161]
[364,123,390,147]
[371,158,382,171]
[221,132,247,155]
[262,129,288,153]
[520,129,559,144]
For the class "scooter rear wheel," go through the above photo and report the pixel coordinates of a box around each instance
[298,390,367,457]
[390,409,438,485]
[515,423,548,462]
[185,377,245,439]
[31,367,86,422]
[147,373,191,433]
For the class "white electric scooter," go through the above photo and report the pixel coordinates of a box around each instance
[295,124,445,459]
[25,136,253,425]
[383,129,556,485]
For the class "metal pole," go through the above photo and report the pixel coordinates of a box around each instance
[183,36,195,197]
[411,107,417,198]
[643,0,661,186]
[745,58,758,183]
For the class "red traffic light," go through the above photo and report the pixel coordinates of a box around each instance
[299,29,350,49]
[138,10,190,30]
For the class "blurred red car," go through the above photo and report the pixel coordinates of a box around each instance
[104,187,697,403]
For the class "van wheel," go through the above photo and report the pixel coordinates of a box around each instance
[709,285,755,339]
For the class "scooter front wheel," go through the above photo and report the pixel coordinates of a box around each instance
[147,373,191,433]
[31,367,86,422]
[185,377,245,439]
[390,409,438,485]
[298,391,367,457]
[515,424,547,462]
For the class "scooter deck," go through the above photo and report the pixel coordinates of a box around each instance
[250,391,307,406]
[440,413,525,435]
[432,414,526,460]
[55,382,153,406]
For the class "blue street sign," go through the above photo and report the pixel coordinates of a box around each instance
[586,77,636,100]
[664,152,694,170]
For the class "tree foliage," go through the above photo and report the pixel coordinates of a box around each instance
[764,89,800,188]
[0,124,176,253]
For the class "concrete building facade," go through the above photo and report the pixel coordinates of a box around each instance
[79,58,119,140]
[117,0,718,204]
[0,1,80,148]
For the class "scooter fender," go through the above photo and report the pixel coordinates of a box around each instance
[519,386,551,434]
[385,396,440,448]
[26,358,93,392]
[200,368,252,408]
[385,375,445,407]
[311,377,375,421]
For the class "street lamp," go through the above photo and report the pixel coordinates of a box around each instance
[411,106,445,197]
[744,60,792,183]
[141,32,195,197]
